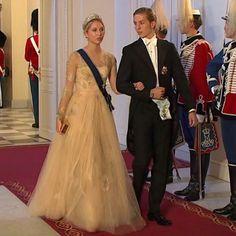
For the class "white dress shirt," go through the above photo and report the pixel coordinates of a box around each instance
[142,35,159,87]
[142,36,171,120]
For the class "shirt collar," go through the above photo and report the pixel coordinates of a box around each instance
[142,35,157,47]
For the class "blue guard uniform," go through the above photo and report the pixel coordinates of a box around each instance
[207,40,236,220]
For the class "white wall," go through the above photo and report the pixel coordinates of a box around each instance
[10,0,29,108]
[204,0,227,54]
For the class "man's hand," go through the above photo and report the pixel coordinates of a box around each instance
[133,82,145,91]
[188,111,198,127]
[150,87,165,99]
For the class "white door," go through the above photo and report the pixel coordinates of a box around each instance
[39,0,57,140]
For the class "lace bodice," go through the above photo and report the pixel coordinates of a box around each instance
[57,50,116,119]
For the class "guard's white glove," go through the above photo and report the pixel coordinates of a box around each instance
[196,114,205,123]
[211,85,220,96]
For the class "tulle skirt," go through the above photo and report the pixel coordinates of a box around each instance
[28,90,145,234]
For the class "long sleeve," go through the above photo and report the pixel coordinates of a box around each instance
[170,44,195,111]
[190,43,214,112]
[0,49,4,77]
[24,35,39,69]
[107,54,119,94]
[117,46,153,102]
[207,49,223,92]
[57,52,77,120]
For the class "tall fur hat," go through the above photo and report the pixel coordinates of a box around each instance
[177,0,193,29]
[151,0,169,31]
[0,30,7,48]
[31,9,38,31]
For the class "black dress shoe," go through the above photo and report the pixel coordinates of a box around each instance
[213,203,234,215]
[147,213,172,226]
[184,189,205,202]
[32,123,39,128]
[174,185,193,196]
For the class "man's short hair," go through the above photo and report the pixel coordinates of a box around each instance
[133,7,156,23]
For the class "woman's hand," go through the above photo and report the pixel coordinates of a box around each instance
[56,117,63,134]
[134,82,145,91]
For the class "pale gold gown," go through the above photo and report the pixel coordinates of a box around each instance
[28,51,145,234]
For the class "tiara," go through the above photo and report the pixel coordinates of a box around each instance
[82,13,103,31]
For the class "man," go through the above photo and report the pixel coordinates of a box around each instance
[207,0,236,220]
[0,30,7,108]
[116,7,197,226]
[174,1,214,201]
[25,9,39,128]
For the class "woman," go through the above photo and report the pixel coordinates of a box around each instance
[207,0,236,221]
[28,14,145,234]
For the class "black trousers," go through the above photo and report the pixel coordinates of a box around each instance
[29,76,39,125]
[132,104,172,214]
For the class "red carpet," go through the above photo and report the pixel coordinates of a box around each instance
[121,149,190,173]
[0,144,236,236]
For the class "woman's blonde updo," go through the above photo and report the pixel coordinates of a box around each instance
[82,13,104,32]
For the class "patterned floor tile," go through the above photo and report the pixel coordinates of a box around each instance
[0,108,50,146]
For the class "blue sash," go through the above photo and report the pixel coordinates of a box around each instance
[77,49,114,112]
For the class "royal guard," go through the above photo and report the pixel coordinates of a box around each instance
[207,0,236,221]
[0,30,7,108]
[25,9,39,128]
[174,0,214,201]
[151,0,169,39]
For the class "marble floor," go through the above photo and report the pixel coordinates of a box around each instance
[0,108,233,234]
[0,108,49,146]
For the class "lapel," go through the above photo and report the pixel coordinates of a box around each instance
[134,38,168,86]
[135,38,156,77]
[157,39,168,86]
[157,40,167,76]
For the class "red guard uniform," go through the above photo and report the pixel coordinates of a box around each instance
[0,48,5,78]
[0,48,5,107]
[24,33,39,127]
[174,33,214,202]
[25,34,39,79]
[178,33,214,113]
